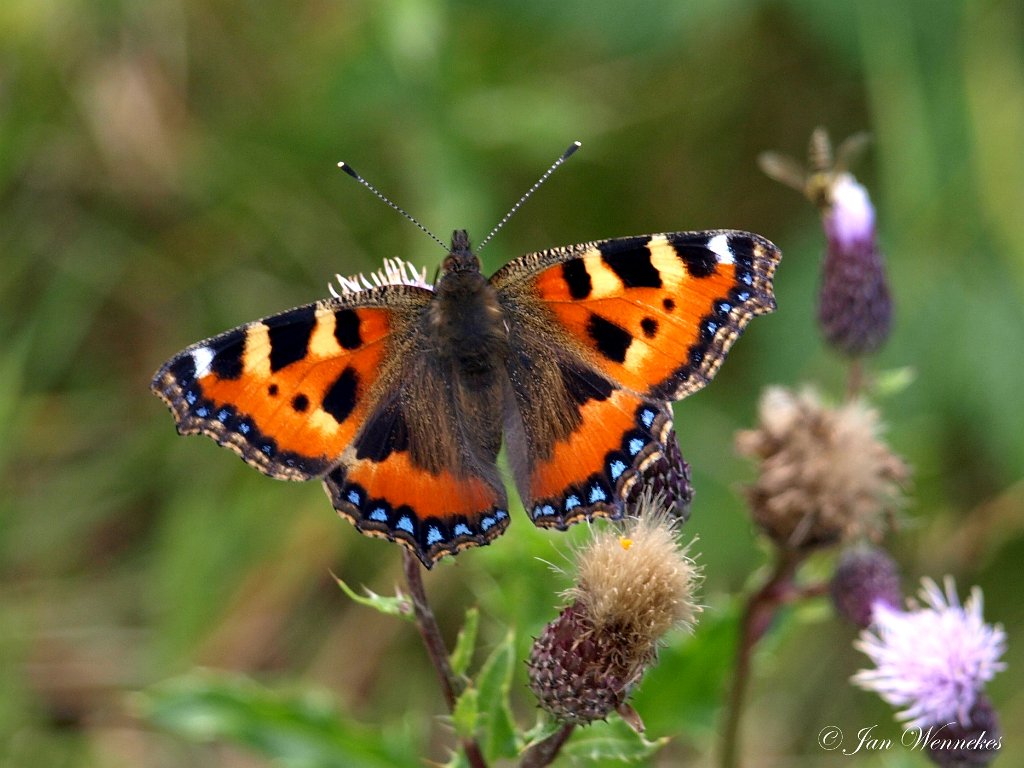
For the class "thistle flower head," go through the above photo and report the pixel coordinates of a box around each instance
[852,577,1006,730]
[528,500,700,726]
[760,127,892,356]
[736,386,908,550]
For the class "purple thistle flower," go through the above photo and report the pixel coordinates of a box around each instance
[760,128,893,357]
[818,173,892,357]
[852,577,1006,729]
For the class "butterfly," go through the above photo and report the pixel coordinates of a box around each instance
[152,163,780,568]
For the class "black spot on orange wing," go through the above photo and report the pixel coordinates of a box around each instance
[669,234,718,278]
[662,297,675,312]
[586,313,633,363]
[599,238,662,288]
[560,358,615,406]
[267,306,317,372]
[323,366,359,424]
[291,393,309,412]
[334,309,362,349]
[561,259,592,299]
[211,334,244,379]
[354,397,410,462]
[641,317,658,338]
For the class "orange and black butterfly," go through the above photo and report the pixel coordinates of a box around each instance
[151,151,780,568]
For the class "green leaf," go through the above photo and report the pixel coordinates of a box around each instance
[333,574,413,621]
[451,685,480,741]
[449,606,479,678]
[871,366,917,398]
[631,603,740,735]
[474,630,519,760]
[439,750,471,768]
[138,671,418,768]
[561,718,668,763]
[521,716,563,749]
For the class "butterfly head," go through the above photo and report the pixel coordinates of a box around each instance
[441,230,481,275]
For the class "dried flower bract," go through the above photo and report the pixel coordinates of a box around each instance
[736,386,908,550]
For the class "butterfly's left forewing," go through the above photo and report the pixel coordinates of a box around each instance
[493,230,779,527]
[151,296,402,480]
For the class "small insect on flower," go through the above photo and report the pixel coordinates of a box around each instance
[852,577,1006,730]
[528,496,700,728]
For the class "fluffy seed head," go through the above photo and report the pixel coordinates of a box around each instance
[570,514,700,647]
[329,256,431,297]
[528,506,699,725]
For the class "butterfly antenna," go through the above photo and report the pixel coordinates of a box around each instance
[337,161,448,251]
[476,140,581,254]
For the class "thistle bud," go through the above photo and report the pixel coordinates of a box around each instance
[830,546,902,627]
[925,695,1001,768]
[818,173,892,356]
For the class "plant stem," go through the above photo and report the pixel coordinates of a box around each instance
[402,550,487,768]
[719,548,807,768]
[519,723,576,768]
[846,357,864,399]
[402,550,461,707]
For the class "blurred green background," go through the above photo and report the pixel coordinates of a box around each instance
[2,0,1022,765]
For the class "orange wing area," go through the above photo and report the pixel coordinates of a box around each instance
[151,298,399,481]
[324,451,509,569]
[530,231,780,401]
[523,388,676,529]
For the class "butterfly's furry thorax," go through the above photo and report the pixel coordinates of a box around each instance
[429,230,509,389]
